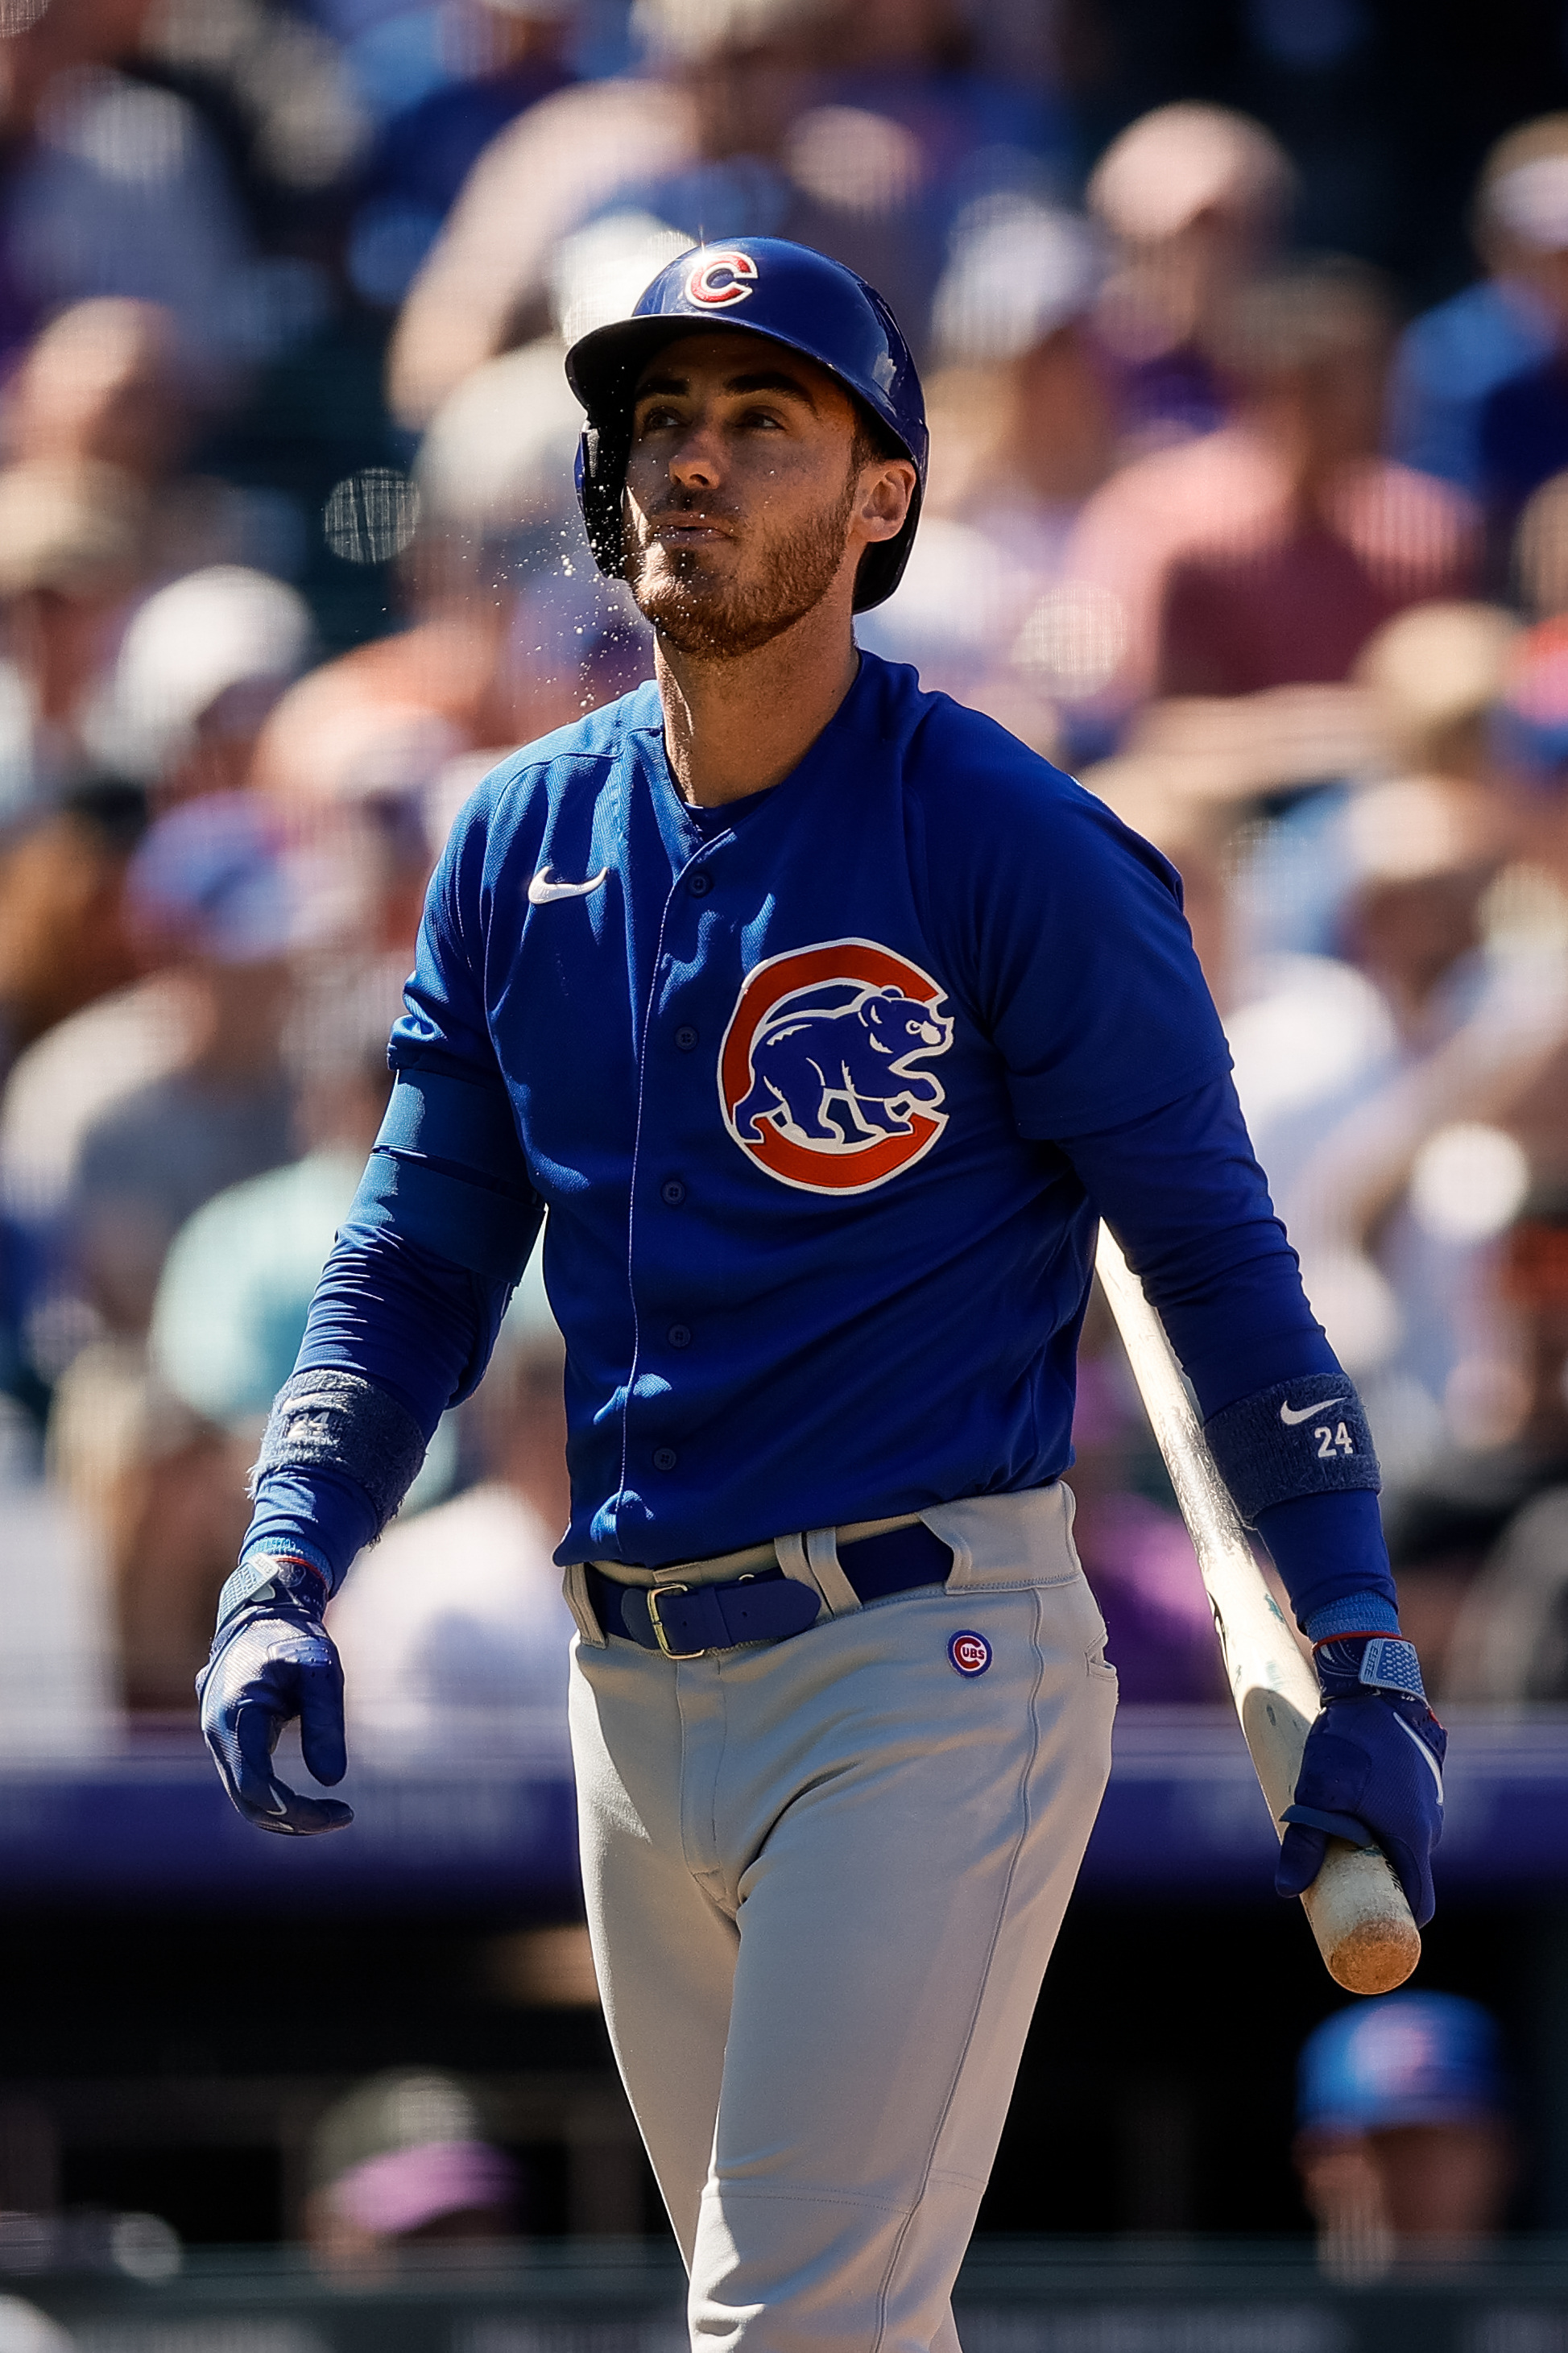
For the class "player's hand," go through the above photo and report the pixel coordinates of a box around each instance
[1276,1630,1446,1926]
[197,1557,354,1837]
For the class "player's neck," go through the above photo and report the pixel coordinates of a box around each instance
[653,607,860,808]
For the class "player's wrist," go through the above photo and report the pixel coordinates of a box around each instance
[1302,1587,1422,1703]
[1312,1633,1427,1706]
[216,1550,332,1633]
[1304,1589,1400,1643]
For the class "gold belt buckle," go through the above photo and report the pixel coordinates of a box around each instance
[647,1583,704,1659]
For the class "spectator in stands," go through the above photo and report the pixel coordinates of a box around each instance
[1086,103,1295,449]
[387,0,827,428]
[622,0,1049,358]
[255,219,664,904]
[815,0,1069,258]
[306,2070,519,2274]
[327,1253,577,1766]
[0,0,290,378]
[388,0,1047,428]
[2,300,278,584]
[0,777,147,1073]
[45,1333,246,1714]
[1444,1183,1568,1702]
[1465,121,1568,573]
[1513,465,1568,628]
[1295,1995,1513,2274]
[1063,260,1478,726]
[67,794,313,1335]
[403,233,656,738]
[858,197,1115,753]
[88,565,314,808]
[1156,263,1479,700]
[149,1003,394,1434]
[1389,117,1568,498]
[0,1360,117,1755]
[32,795,333,1706]
[0,459,148,818]
[1360,600,1523,796]
[350,0,577,311]
[5,300,186,484]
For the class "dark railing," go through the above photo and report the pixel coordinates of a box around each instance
[14,2238,1568,2353]
[0,1707,1558,1906]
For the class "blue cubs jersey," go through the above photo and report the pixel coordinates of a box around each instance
[391,651,1231,1569]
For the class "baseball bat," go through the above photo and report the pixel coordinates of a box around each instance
[1094,1223,1421,1996]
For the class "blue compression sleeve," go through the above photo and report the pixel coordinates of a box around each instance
[295,1222,500,1420]
[241,1222,502,1589]
[1305,1589,1400,1642]
[238,1065,537,1589]
[1252,1493,1393,1627]
[1061,1076,1396,1626]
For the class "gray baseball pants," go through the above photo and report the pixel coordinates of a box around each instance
[565,1484,1116,2353]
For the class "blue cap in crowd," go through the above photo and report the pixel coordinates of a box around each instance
[126,793,308,966]
[1297,1994,1507,2136]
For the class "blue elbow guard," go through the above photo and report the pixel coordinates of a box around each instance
[1202,1377,1380,1527]
[353,1069,540,1284]
[250,1369,428,1541]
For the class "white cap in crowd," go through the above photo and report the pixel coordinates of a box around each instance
[98,564,315,782]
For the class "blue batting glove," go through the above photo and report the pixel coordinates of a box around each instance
[1276,1631,1446,1926]
[197,1556,354,1837]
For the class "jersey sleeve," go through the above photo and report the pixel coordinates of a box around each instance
[364,774,543,1285]
[915,738,1233,1137]
[389,774,512,1086]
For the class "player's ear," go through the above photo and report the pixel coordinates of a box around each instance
[857,458,916,545]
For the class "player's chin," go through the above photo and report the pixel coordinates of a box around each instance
[629,541,734,599]
[632,571,758,649]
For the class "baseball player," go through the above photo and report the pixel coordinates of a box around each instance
[197,241,1444,2350]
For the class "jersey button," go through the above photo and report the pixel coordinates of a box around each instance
[660,1177,687,1206]
[652,1446,679,1472]
[674,1024,698,1051]
[688,870,713,898]
[668,1323,692,1348]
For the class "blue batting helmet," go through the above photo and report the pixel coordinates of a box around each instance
[565,237,927,613]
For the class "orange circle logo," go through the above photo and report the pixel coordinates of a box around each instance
[718,937,954,1195]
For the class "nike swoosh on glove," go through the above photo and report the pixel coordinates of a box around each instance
[1276,1670,1446,1927]
[197,1557,354,1836]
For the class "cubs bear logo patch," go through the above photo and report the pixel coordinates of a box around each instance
[718,938,954,1195]
[949,1631,991,1677]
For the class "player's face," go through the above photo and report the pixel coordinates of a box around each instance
[621,332,914,658]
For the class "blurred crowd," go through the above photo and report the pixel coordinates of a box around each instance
[5,0,1568,1741]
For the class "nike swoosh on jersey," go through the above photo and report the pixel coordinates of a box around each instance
[1280,1396,1345,1425]
[528,866,609,905]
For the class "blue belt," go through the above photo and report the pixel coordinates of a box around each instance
[585,1520,954,1657]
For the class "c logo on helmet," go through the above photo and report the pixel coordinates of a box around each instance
[718,937,954,1196]
[685,249,759,309]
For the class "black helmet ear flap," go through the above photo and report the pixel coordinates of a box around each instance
[575,424,626,578]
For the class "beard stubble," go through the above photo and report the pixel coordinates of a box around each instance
[623,463,859,659]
